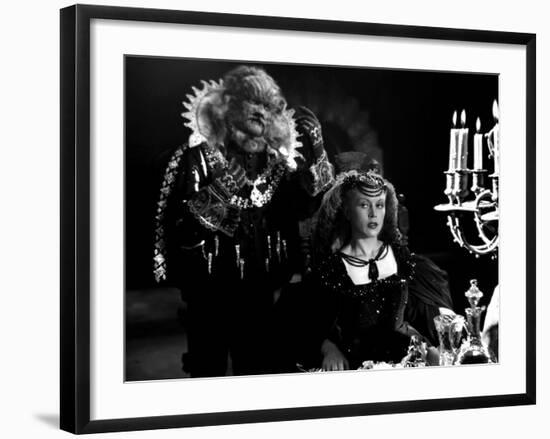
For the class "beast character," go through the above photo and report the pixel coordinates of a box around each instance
[153,66,334,377]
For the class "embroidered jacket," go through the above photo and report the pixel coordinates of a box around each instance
[153,140,334,287]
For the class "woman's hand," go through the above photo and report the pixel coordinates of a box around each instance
[321,339,349,371]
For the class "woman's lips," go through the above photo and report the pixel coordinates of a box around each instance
[367,222,379,229]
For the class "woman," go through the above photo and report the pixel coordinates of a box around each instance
[306,170,454,371]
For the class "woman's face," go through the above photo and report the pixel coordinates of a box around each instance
[344,188,386,239]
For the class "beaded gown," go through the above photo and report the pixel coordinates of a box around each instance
[285,242,454,369]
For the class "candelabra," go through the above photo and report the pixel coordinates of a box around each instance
[434,101,500,257]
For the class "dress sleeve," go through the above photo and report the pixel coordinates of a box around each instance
[405,254,454,345]
[152,145,188,283]
[307,258,343,347]
[153,144,223,284]
[297,151,335,197]
[387,280,424,342]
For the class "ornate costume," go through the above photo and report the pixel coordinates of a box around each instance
[308,243,453,367]
[152,68,334,376]
[282,170,453,370]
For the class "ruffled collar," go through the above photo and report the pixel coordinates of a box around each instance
[180,79,303,172]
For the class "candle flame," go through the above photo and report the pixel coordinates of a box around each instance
[460,109,466,127]
[452,111,457,127]
[476,117,481,132]
[492,100,500,122]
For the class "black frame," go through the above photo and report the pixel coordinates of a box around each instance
[60,4,536,434]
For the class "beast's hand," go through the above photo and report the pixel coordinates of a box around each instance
[295,106,325,161]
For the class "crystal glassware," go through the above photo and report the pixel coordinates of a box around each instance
[401,335,427,367]
[449,314,466,358]
[455,280,493,365]
[433,314,455,366]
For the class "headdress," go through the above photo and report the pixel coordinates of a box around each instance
[340,169,387,197]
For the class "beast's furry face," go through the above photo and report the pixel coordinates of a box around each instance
[224,68,286,154]
[227,98,272,138]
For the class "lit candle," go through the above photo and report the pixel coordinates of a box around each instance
[449,111,459,171]
[239,258,245,280]
[458,109,469,169]
[492,100,500,175]
[473,118,483,170]
[445,111,459,198]
[207,253,213,275]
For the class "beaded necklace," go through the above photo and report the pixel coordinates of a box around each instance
[202,142,287,209]
[230,163,286,208]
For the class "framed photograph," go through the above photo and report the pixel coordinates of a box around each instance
[60,4,536,434]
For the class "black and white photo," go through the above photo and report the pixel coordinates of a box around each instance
[125,58,500,380]
[59,5,536,433]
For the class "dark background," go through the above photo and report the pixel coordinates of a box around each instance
[125,56,499,313]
